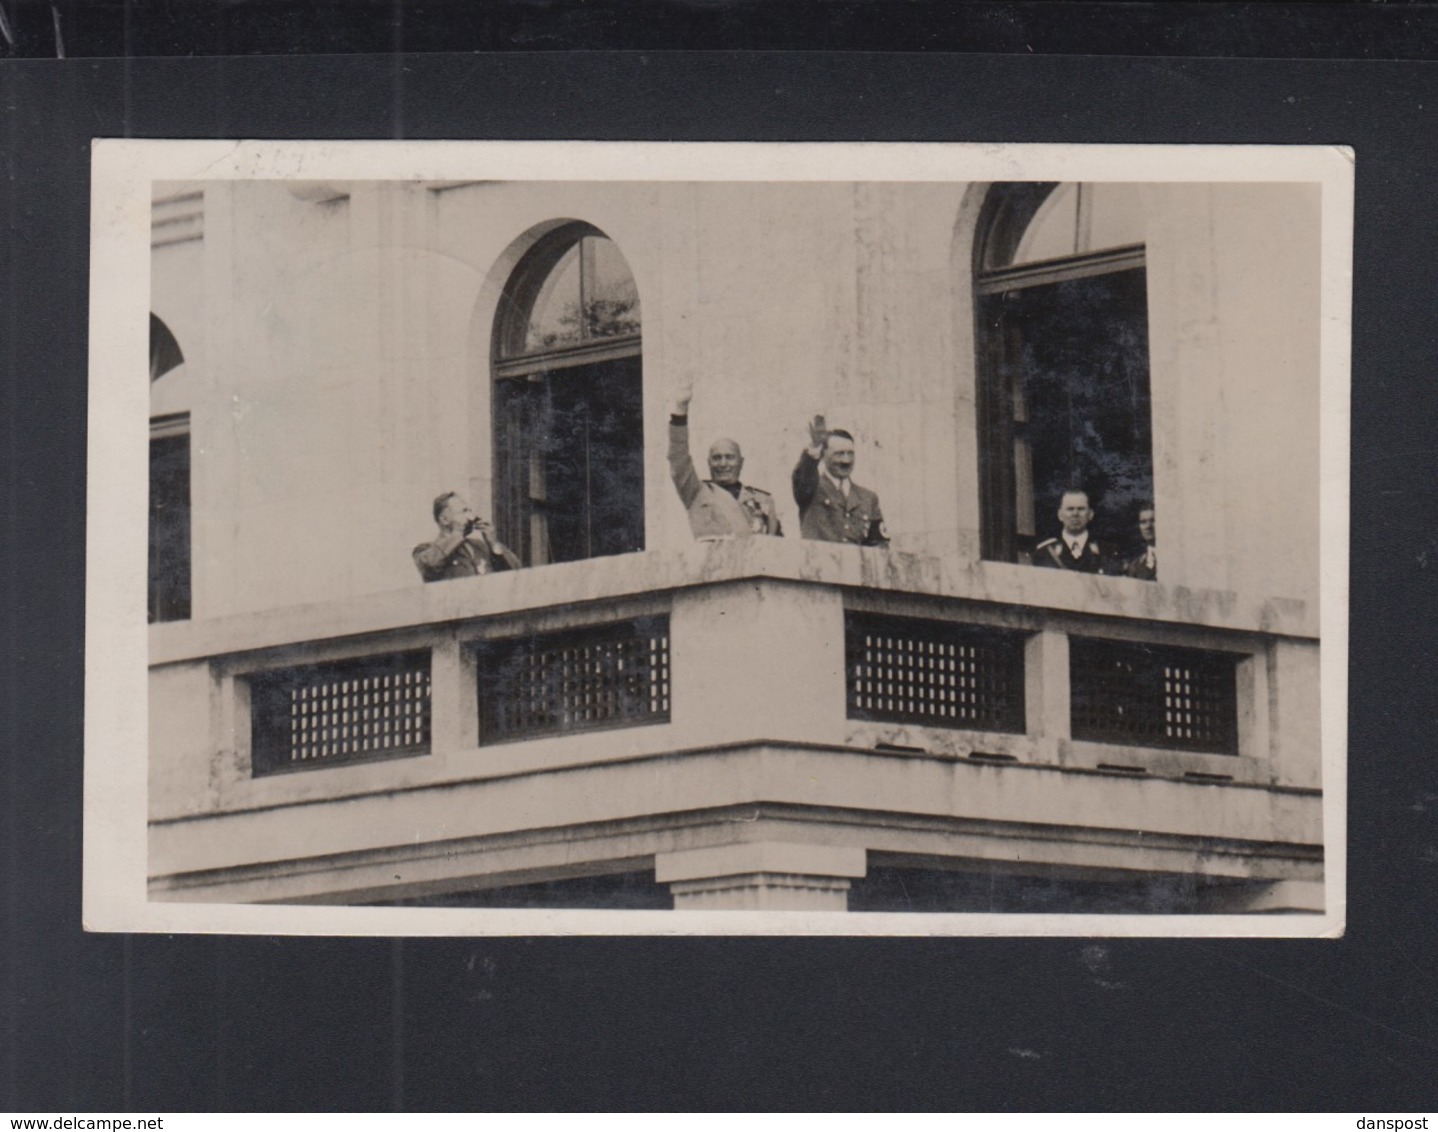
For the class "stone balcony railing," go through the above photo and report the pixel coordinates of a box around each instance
[148,537,1324,912]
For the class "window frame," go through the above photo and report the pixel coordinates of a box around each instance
[972,183,1152,565]
[149,311,191,624]
[491,221,642,376]
[489,222,645,568]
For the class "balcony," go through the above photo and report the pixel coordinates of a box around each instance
[148,536,1323,913]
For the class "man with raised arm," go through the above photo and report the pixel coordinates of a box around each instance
[791,414,889,548]
[668,387,782,539]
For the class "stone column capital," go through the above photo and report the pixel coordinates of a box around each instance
[657,840,867,911]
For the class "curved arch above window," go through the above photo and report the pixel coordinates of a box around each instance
[150,313,190,421]
[150,312,185,382]
[493,222,641,375]
[976,182,1146,293]
[1011,183,1146,266]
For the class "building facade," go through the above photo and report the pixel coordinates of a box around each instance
[148,177,1325,914]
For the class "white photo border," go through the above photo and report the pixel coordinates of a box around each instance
[85,140,1352,937]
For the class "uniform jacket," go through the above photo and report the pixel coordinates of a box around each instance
[1034,533,1112,574]
[668,421,782,538]
[413,533,521,582]
[1123,545,1158,580]
[791,450,888,547]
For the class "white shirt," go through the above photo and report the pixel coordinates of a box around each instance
[821,468,851,499]
[1064,530,1090,557]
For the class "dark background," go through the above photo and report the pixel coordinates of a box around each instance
[10,0,1438,59]
[3,2,1437,1113]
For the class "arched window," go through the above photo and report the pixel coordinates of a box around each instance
[150,313,190,622]
[974,183,1154,564]
[491,223,644,566]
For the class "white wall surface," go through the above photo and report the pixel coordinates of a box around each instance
[149,178,1323,620]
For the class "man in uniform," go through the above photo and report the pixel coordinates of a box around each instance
[1034,489,1111,573]
[413,491,523,582]
[791,414,889,548]
[668,389,782,538]
[1123,502,1158,580]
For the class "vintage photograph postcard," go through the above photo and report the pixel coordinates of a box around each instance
[84,140,1352,936]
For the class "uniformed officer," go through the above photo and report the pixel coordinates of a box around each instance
[413,492,523,582]
[1034,489,1112,573]
[791,414,889,548]
[668,389,782,539]
[1123,502,1158,580]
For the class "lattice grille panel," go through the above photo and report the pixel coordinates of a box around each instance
[845,612,1026,733]
[250,651,432,776]
[476,617,671,745]
[1069,637,1239,754]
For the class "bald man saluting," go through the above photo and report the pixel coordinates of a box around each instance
[668,385,782,539]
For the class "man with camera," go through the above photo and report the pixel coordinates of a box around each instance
[412,491,523,582]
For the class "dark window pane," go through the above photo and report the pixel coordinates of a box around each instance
[148,432,191,623]
[978,266,1153,560]
[501,356,644,565]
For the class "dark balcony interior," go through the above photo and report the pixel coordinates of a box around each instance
[365,864,1265,914]
[850,866,1245,916]
[372,870,675,911]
